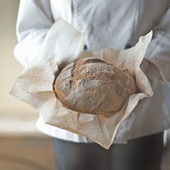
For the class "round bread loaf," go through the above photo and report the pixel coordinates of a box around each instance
[53,57,136,116]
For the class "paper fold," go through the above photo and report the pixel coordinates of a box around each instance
[11,20,153,149]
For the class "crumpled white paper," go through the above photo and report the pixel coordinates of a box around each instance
[11,19,153,149]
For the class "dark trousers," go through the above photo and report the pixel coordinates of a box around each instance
[53,132,163,170]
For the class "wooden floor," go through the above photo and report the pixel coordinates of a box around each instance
[0,136,56,170]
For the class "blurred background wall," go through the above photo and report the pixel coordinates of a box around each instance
[0,1,55,169]
[0,0,36,117]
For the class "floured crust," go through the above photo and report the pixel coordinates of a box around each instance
[54,57,136,116]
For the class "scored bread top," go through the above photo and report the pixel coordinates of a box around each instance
[54,57,136,116]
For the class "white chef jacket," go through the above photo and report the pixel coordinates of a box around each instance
[14,0,170,143]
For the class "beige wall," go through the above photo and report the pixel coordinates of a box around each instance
[0,4,55,169]
[0,0,36,117]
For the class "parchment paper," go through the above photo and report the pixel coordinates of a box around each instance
[11,19,153,149]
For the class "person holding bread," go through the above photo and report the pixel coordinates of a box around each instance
[14,0,170,170]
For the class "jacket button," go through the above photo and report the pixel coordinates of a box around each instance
[125,44,132,49]
[83,44,88,50]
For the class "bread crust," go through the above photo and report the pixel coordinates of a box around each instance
[54,58,136,116]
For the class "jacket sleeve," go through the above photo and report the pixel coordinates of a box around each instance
[144,5,170,82]
[14,0,55,67]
